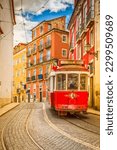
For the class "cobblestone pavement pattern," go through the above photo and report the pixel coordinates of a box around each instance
[0,102,100,150]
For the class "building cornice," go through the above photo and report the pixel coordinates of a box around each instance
[28,28,69,45]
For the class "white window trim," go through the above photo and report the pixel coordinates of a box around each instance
[83,37,87,56]
[62,34,67,43]
[90,27,94,48]
[62,49,67,57]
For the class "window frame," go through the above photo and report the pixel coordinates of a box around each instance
[62,34,67,43]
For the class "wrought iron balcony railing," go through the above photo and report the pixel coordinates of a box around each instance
[86,7,94,27]
[26,77,31,82]
[31,75,36,81]
[38,44,44,52]
[45,40,51,49]
[37,74,43,80]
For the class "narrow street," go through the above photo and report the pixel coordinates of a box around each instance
[0,103,100,150]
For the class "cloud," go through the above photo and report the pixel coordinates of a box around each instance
[14,0,73,14]
[13,0,73,46]
[13,14,38,46]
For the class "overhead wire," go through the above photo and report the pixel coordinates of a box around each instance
[35,0,50,13]
[0,0,70,42]
[21,0,28,44]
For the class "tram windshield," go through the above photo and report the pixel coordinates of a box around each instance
[56,73,88,91]
[56,74,66,90]
[80,74,88,90]
[68,74,78,90]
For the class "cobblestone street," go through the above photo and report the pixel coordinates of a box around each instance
[0,102,100,150]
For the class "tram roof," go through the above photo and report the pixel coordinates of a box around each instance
[57,65,88,72]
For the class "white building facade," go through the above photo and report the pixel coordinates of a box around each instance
[0,0,16,107]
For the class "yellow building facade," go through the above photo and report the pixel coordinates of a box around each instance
[13,43,27,102]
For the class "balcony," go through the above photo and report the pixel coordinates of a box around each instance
[80,22,87,37]
[86,7,94,28]
[27,52,31,57]
[45,40,51,49]
[69,42,74,52]
[38,45,44,52]
[76,30,81,42]
[26,77,31,82]
[31,48,36,54]
[37,74,43,80]
[31,75,36,81]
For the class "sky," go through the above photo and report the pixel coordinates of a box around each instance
[14,0,74,46]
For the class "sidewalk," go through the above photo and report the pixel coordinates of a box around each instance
[87,108,100,116]
[0,103,19,116]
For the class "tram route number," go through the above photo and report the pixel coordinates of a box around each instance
[105,15,113,73]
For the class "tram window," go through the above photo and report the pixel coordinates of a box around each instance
[68,74,78,90]
[80,74,88,90]
[56,74,66,90]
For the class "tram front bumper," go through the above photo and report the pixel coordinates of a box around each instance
[56,104,87,112]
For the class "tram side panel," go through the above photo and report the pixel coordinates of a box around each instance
[52,91,88,112]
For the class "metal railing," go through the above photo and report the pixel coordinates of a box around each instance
[31,75,36,81]
[38,44,44,52]
[86,7,94,26]
[45,40,51,49]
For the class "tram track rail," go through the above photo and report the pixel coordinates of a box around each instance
[1,103,45,150]
[42,103,100,150]
[25,104,45,150]
[74,114,100,128]
[63,118,100,135]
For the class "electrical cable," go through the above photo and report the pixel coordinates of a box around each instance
[35,0,50,13]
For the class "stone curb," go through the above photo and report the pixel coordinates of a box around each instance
[0,103,20,117]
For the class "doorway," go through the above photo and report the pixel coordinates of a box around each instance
[90,77,94,107]
[40,88,42,102]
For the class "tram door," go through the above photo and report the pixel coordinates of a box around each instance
[90,77,94,107]
[40,88,42,102]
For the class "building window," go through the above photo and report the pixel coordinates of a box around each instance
[62,35,67,43]
[40,39,43,46]
[78,13,82,34]
[46,49,50,60]
[33,84,36,90]
[89,61,94,74]
[28,71,31,77]
[48,24,52,31]
[83,36,87,54]
[34,55,36,65]
[76,44,81,60]
[90,28,94,47]
[28,59,31,67]
[17,70,20,77]
[71,27,74,48]
[39,67,42,74]
[40,25,43,34]
[33,69,36,76]
[47,35,51,42]
[34,43,36,51]
[40,52,43,62]
[28,47,31,55]
[62,49,67,57]
[76,15,78,33]
[33,29,36,38]
[83,1,87,27]
[22,54,25,62]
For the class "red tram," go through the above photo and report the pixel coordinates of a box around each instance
[48,60,89,116]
